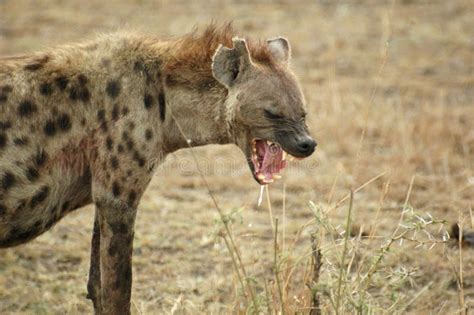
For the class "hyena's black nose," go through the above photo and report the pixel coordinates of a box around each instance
[296,137,317,156]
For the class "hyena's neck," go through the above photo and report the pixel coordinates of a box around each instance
[145,41,233,153]
[160,85,232,153]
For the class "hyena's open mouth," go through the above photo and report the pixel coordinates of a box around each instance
[250,139,300,185]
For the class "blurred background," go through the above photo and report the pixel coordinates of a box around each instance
[0,0,473,314]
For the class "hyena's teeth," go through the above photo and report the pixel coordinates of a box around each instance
[257,173,266,180]
[288,154,295,161]
[282,151,287,161]
[273,174,282,179]
[266,140,273,146]
[263,178,274,183]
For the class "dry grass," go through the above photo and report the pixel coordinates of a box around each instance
[1,0,473,314]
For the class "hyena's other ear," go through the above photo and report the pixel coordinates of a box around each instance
[267,37,291,65]
[212,37,251,88]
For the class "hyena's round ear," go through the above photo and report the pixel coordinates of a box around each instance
[212,37,251,88]
[267,37,291,65]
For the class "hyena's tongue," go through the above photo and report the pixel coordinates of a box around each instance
[255,140,287,182]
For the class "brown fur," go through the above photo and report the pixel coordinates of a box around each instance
[164,23,277,79]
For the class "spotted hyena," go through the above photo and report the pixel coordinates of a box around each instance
[0,25,316,314]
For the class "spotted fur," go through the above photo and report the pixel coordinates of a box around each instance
[0,24,309,314]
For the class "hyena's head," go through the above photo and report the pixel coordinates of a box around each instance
[212,37,317,185]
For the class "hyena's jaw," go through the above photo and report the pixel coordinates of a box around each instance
[248,139,287,185]
[244,138,306,185]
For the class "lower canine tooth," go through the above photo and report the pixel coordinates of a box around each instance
[257,174,265,180]
[273,174,281,179]
[282,152,287,161]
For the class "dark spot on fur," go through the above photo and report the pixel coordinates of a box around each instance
[1,85,13,93]
[55,76,69,90]
[24,56,49,71]
[117,144,124,153]
[110,156,119,169]
[13,137,29,146]
[80,118,86,126]
[127,121,135,130]
[33,220,42,230]
[111,104,119,121]
[0,86,11,103]
[44,219,55,230]
[0,133,7,148]
[61,201,70,212]
[100,121,108,133]
[127,190,137,206]
[112,181,121,197]
[69,85,90,103]
[158,92,166,121]
[122,106,129,116]
[0,121,12,130]
[143,93,153,109]
[145,129,153,141]
[35,150,48,166]
[26,167,39,182]
[57,113,72,131]
[0,203,6,216]
[126,170,132,177]
[106,136,113,151]
[133,151,145,167]
[43,120,57,136]
[106,80,121,99]
[126,139,134,151]
[122,131,129,141]
[39,82,53,96]
[134,60,144,72]
[24,63,43,71]
[1,227,37,247]
[30,186,49,207]
[18,100,37,117]
[97,109,106,121]
[78,74,88,86]
[2,172,16,190]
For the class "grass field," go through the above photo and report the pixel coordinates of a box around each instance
[0,0,473,314]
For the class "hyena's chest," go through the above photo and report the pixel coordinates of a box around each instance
[0,160,92,248]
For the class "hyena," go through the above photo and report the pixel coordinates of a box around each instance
[0,25,316,314]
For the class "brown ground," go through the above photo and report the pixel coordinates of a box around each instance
[0,0,473,314]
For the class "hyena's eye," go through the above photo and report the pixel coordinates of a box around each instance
[264,109,284,120]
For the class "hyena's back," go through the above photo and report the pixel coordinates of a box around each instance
[0,51,101,247]
[0,33,164,248]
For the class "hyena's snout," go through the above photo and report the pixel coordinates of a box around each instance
[295,135,317,157]
[275,131,317,158]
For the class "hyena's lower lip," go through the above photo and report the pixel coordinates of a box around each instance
[250,139,296,185]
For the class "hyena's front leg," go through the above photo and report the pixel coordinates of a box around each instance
[93,189,138,315]
[87,211,102,313]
